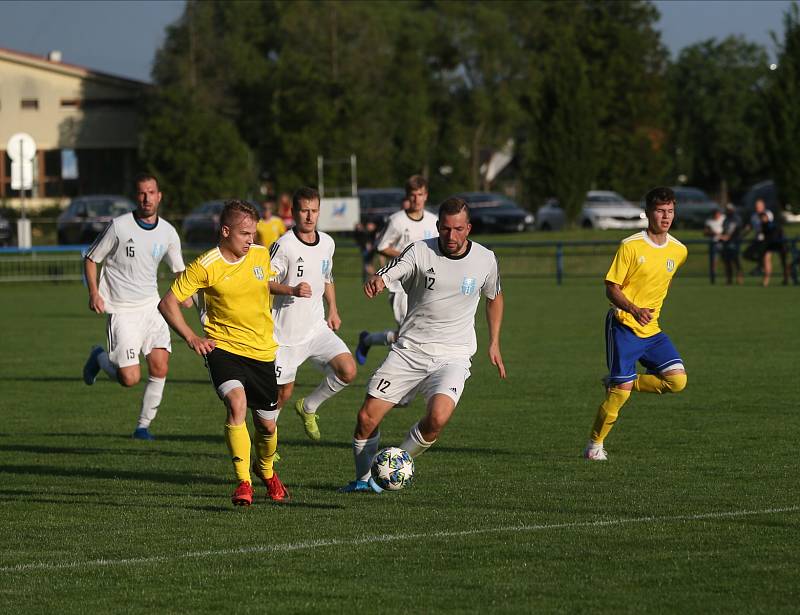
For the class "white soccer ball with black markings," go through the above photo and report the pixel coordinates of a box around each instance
[370,447,415,491]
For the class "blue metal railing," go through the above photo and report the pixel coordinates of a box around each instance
[0,238,797,284]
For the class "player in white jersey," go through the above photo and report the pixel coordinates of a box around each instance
[355,175,438,365]
[82,174,188,440]
[269,187,356,441]
[339,197,506,493]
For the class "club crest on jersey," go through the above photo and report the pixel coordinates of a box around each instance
[151,244,164,258]
[424,230,433,239]
[666,258,675,272]
[638,255,646,264]
[253,266,265,280]
[461,277,476,295]
[321,259,330,274]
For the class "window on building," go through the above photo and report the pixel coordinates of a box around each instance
[21,98,39,110]
[60,99,80,108]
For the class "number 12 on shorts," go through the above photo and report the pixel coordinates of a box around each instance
[377,378,391,393]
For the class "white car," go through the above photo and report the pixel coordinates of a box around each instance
[536,191,647,230]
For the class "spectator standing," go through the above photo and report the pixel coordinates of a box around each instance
[703,208,724,283]
[719,203,744,285]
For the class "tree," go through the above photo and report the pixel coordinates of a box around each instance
[139,87,255,211]
[521,26,598,224]
[764,3,800,209]
[670,36,770,203]
[577,0,672,200]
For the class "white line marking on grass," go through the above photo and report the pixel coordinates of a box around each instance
[2,505,798,574]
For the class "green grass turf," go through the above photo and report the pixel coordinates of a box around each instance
[0,272,798,613]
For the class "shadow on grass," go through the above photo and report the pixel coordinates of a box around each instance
[0,488,346,512]
[0,443,219,459]
[38,432,221,444]
[0,376,211,385]
[0,464,229,486]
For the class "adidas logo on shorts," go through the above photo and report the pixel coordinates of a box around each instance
[427,267,435,274]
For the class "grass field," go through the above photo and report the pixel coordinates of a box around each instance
[1,273,798,613]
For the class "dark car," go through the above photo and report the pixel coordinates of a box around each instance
[181,200,225,247]
[739,180,800,224]
[670,186,719,229]
[454,192,534,233]
[56,195,136,244]
[0,212,13,246]
[357,188,406,227]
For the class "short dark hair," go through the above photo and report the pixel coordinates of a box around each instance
[438,197,470,221]
[220,199,259,227]
[405,174,428,195]
[644,186,676,211]
[134,172,158,188]
[292,187,320,210]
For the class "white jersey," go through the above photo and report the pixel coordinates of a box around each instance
[377,237,501,359]
[270,229,335,346]
[86,213,184,313]
[377,209,438,293]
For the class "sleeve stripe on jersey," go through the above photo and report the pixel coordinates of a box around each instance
[375,242,415,277]
[84,221,113,259]
[199,249,222,268]
[269,243,280,260]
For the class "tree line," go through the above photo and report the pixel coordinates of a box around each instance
[139,0,800,224]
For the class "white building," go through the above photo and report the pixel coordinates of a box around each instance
[0,46,147,210]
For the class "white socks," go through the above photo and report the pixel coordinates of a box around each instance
[137,376,165,429]
[353,433,381,482]
[400,421,435,458]
[303,367,347,413]
[98,350,118,381]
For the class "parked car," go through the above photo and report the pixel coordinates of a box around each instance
[0,212,13,246]
[181,200,225,247]
[454,192,534,233]
[536,191,646,230]
[56,195,136,244]
[670,186,719,229]
[357,188,406,227]
[739,180,800,224]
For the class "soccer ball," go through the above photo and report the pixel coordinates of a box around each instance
[370,447,415,491]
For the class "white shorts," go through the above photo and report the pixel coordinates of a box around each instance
[366,346,471,405]
[106,306,171,369]
[389,290,408,326]
[274,324,350,385]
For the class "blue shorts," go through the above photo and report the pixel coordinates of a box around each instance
[605,310,684,384]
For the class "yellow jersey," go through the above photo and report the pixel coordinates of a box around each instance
[605,231,687,338]
[171,245,278,361]
[256,217,286,247]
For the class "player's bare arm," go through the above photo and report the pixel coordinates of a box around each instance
[84,258,105,313]
[323,282,341,330]
[605,280,652,326]
[485,293,507,379]
[363,274,387,298]
[269,281,312,297]
[158,290,216,356]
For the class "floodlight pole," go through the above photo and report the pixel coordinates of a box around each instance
[317,156,325,198]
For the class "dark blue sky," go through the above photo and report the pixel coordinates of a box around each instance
[0,1,791,82]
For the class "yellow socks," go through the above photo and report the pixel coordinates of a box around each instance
[253,426,278,480]
[224,422,251,483]
[590,387,631,444]
[633,372,687,394]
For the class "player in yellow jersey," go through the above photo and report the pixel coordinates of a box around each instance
[584,187,688,461]
[158,200,310,505]
[255,198,286,248]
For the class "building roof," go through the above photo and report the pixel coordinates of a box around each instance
[0,46,148,90]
